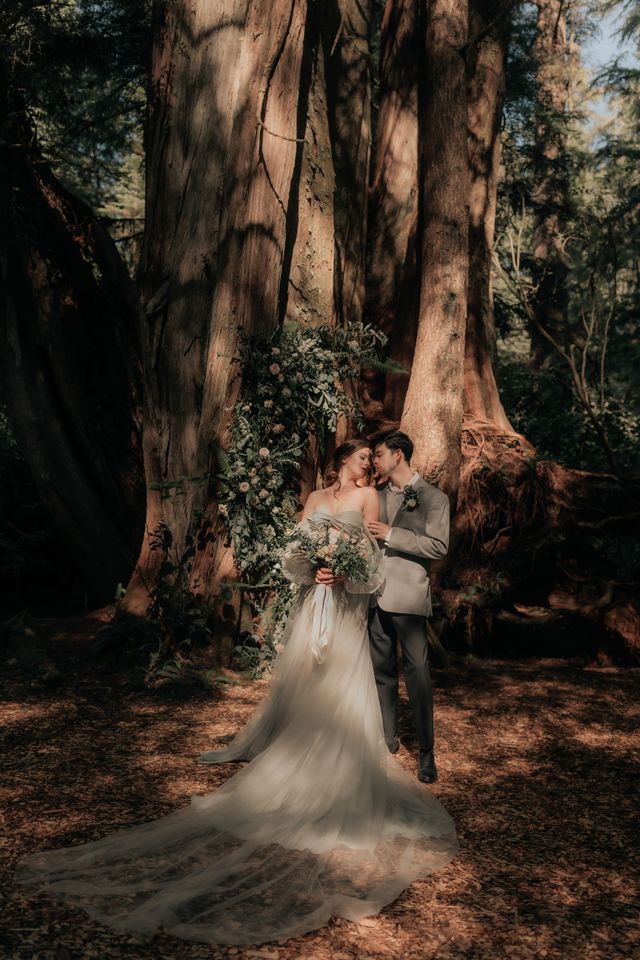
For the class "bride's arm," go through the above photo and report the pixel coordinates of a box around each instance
[344,487,385,595]
[362,486,379,524]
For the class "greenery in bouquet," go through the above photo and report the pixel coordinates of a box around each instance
[284,524,372,585]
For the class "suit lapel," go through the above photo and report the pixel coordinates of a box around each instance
[391,479,421,529]
[386,484,407,528]
[379,479,419,530]
[393,500,408,527]
[378,484,389,525]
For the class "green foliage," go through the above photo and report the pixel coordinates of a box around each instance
[140,522,219,692]
[218,320,388,585]
[2,0,149,265]
[458,573,508,607]
[95,314,390,684]
[495,2,640,477]
[217,320,390,672]
[496,329,640,474]
[93,522,219,695]
[281,524,372,584]
[144,652,217,694]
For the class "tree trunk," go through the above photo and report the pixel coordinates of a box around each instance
[322,0,372,331]
[124,0,312,612]
[285,8,335,330]
[365,0,419,423]
[464,0,513,430]
[318,0,373,447]
[400,0,469,499]
[529,0,575,369]
[286,3,337,499]
[0,64,144,603]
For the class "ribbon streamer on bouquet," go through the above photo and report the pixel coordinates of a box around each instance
[310,584,334,664]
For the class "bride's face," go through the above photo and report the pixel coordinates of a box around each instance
[342,446,372,481]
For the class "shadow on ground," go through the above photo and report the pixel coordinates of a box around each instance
[1,644,638,960]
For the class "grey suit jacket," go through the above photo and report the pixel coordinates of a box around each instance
[373,477,450,617]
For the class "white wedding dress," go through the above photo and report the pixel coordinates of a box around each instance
[15,508,458,945]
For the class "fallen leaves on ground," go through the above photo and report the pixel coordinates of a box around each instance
[1,641,639,960]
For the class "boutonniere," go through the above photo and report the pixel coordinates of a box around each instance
[402,485,420,511]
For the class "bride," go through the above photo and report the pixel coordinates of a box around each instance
[15,438,458,945]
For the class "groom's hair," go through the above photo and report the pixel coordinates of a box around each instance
[371,429,413,464]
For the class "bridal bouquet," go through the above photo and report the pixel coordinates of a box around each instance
[282,525,372,584]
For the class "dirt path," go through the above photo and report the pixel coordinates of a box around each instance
[2,651,638,960]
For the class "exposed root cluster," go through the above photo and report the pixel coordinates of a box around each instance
[443,417,640,662]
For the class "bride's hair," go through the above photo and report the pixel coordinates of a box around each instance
[323,438,372,491]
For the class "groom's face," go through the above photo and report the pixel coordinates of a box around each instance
[373,443,401,478]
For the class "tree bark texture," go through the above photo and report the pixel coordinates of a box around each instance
[400,0,470,499]
[529,0,575,369]
[365,0,419,422]
[464,0,513,430]
[322,0,372,331]
[285,8,336,330]
[0,65,144,603]
[124,0,312,611]
[319,0,373,447]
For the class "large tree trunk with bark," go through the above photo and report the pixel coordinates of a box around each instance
[365,0,419,423]
[400,0,469,499]
[529,0,575,369]
[365,0,514,432]
[0,64,144,603]
[123,0,312,613]
[464,0,513,431]
[285,2,337,500]
[285,6,335,330]
[322,0,372,332]
[320,0,372,447]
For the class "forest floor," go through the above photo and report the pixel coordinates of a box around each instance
[1,615,639,960]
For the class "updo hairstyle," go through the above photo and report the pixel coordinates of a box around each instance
[322,438,372,493]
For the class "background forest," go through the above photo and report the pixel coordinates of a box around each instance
[3,5,640,958]
[1,0,640,688]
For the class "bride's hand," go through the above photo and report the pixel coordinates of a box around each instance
[315,566,344,586]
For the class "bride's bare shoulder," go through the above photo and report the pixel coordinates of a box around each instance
[360,486,379,505]
[359,486,379,521]
[300,488,325,519]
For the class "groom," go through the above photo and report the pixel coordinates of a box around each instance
[367,430,450,784]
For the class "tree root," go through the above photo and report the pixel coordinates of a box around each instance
[440,417,640,662]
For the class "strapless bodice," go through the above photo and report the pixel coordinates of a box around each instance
[310,507,364,528]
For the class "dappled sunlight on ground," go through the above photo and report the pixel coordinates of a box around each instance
[2,653,638,959]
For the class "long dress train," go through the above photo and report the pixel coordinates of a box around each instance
[15,508,458,945]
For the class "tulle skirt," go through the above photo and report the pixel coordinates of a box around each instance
[15,581,458,945]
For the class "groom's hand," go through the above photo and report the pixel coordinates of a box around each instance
[367,521,391,541]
